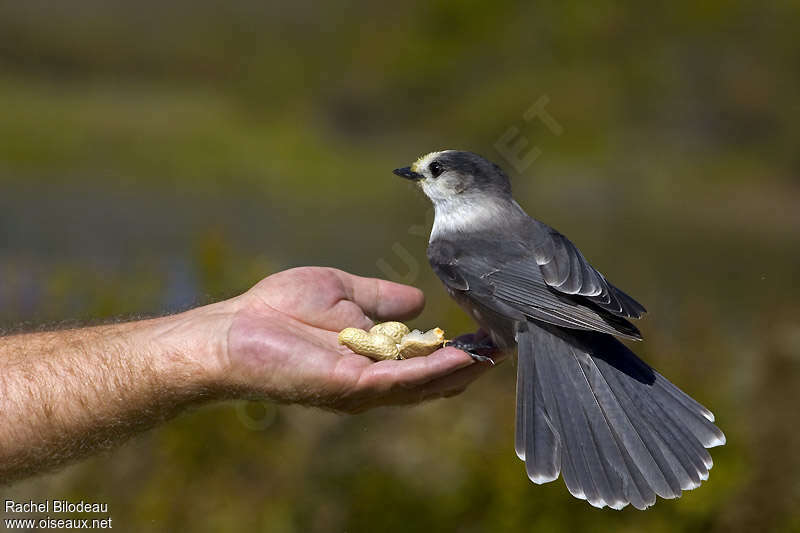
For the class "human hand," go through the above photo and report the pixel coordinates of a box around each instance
[215,267,494,413]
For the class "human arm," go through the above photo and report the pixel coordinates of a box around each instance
[0,267,490,483]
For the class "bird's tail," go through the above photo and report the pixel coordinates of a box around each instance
[515,322,725,510]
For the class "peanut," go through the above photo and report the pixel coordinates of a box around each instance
[338,322,447,361]
[338,327,400,360]
[369,321,411,343]
[398,328,446,358]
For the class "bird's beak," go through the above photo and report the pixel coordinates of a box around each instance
[393,167,424,181]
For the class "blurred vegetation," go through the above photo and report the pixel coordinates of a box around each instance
[1,1,799,531]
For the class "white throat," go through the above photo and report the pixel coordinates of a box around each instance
[429,196,520,242]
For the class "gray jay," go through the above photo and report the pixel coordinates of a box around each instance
[393,150,725,510]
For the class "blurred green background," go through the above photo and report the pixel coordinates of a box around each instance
[2,1,799,531]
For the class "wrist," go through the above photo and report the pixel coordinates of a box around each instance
[137,298,242,399]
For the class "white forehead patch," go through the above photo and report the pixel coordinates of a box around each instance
[411,150,451,174]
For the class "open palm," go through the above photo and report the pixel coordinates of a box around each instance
[222,267,491,413]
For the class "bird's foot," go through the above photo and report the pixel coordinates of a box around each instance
[445,339,497,365]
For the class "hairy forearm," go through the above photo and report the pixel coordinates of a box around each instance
[0,304,232,484]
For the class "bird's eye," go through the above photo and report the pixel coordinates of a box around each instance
[429,161,444,178]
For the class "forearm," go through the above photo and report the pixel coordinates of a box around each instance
[0,303,232,483]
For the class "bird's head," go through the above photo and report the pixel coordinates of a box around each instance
[393,150,512,205]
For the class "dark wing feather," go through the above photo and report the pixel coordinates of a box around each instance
[427,239,642,340]
[531,224,647,319]
[429,260,470,291]
[487,259,643,340]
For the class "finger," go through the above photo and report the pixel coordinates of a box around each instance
[327,300,376,331]
[386,360,492,406]
[356,347,475,394]
[335,270,425,322]
[419,360,491,395]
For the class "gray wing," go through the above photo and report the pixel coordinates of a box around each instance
[428,240,643,340]
[527,221,647,319]
[486,258,643,340]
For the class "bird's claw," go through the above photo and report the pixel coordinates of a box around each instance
[445,339,497,365]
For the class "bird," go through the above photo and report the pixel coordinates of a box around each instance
[392,150,725,510]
